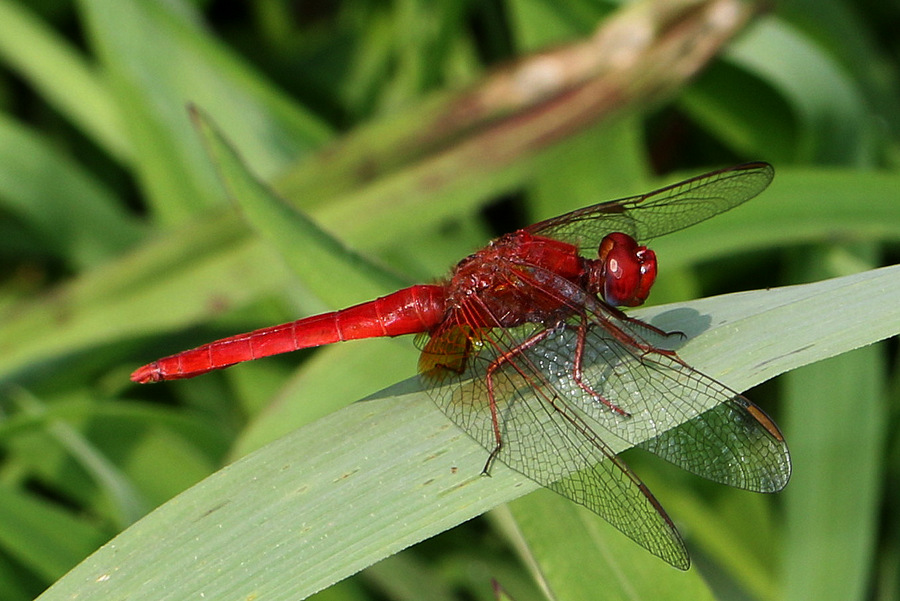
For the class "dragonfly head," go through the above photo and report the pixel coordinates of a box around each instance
[591,232,657,307]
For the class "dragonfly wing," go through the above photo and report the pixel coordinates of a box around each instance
[421,319,690,569]
[419,259,789,568]
[528,162,773,249]
[637,394,791,492]
[545,303,792,492]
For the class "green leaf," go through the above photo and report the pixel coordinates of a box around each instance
[10,389,150,528]
[0,0,131,160]
[36,265,900,601]
[231,341,420,458]
[78,0,331,223]
[0,215,289,384]
[192,107,407,306]
[782,246,886,601]
[0,485,107,582]
[0,113,145,268]
[499,494,716,601]
[727,18,873,164]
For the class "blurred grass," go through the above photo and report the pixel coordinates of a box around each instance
[0,1,898,600]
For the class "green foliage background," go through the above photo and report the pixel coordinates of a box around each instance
[0,1,899,600]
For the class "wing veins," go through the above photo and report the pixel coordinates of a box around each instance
[420,260,690,567]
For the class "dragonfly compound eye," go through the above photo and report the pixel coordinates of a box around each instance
[597,233,657,307]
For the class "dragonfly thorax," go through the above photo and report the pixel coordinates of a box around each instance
[445,231,588,328]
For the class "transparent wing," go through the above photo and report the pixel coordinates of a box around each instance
[418,264,789,569]
[421,320,690,569]
[544,308,792,493]
[527,162,773,249]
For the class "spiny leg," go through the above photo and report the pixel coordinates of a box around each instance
[570,313,631,417]
[597,306,687,361]
[608,305,686,351]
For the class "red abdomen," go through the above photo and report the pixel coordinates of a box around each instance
[131,285,446,383]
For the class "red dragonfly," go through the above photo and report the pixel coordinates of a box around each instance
[132,162,791,569]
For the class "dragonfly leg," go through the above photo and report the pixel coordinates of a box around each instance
[607,305,685,352]
[482,326,556,475]
[596,307,683,360]
[571,314,631,417]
